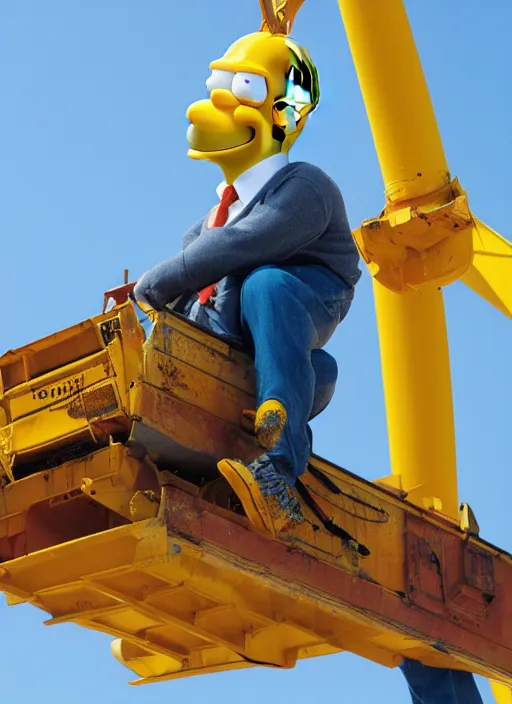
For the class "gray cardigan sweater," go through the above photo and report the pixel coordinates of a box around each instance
[134,161,361,310]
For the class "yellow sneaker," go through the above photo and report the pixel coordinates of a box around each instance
[254,400,287,450]
[217,455,304,538]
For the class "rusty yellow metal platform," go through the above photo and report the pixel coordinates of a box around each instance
[0,444,510,686]
[0,301,260,486]
[0,297,510,687]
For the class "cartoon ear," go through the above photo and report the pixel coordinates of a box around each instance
[259,0,306,35]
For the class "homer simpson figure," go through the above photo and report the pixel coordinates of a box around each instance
[134,30,361,537]
[135,16,485,704]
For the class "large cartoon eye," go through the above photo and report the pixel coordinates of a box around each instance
[206,70,235,93]
[231,72,268,104]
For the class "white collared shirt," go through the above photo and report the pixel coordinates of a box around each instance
[216,152,289,224]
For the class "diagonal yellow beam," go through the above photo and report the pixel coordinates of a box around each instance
[462,218,512,319]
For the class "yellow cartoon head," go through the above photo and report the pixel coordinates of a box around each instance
[186,31,320,184]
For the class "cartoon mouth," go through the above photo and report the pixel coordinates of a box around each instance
[187,126,255,153]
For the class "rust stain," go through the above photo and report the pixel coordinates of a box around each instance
[67,397,86,419]
[156,359,189,393]
[135,384,259,462]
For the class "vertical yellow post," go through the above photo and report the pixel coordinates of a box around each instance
[373,284,457,515]
[337,0,458,518]
[491,681,512,704]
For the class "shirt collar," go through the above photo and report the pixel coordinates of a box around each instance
[216,153,289,206]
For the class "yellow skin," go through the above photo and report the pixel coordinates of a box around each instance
[186,32,304,185]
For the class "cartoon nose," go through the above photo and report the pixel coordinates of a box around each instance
[187,99,210,125]
[210,89,240,110]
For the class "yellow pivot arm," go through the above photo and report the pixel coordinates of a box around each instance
[462,218,512,319]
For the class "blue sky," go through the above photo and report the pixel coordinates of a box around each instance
[1,1,510,702]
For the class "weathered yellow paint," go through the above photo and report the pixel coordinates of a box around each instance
[0,296,510,688]
[151,319,255,393]
[0,303,145,482]
[0,443,133,522]
[0,303,259,485]
[0,465,510,686]
[144,351,254,426]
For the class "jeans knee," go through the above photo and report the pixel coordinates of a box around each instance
[311,349,338,384]
[241,266,289,306]
[310,350,338,419]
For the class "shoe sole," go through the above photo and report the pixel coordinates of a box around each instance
[217,460,270,534]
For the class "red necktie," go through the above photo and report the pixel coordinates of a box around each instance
[197,184,239,305]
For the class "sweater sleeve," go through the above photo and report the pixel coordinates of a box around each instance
[134,175,333,310]
[181,216,205,249]
[133,217,204,309]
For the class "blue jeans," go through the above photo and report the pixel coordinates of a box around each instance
[184,264,353,482]
[240,265,353,483]
[400,659,483,704]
